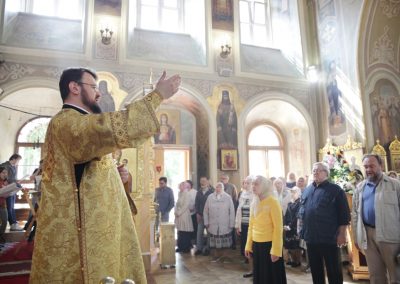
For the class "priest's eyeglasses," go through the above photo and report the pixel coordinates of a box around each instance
[77,82,99,91]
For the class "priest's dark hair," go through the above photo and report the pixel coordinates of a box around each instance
[59,67,97,102]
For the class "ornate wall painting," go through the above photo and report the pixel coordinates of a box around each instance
[97,72,127,111]
[208,85,244,170]
[212,0,234,31]
[98,80,116,112]
[221,149,238,171]
[290,128,306,175]
[216,89,238,149]
[94,0,121,16]
[154,110,181,145]
[326,60,346,136]
[315,0,368,139]
[369,79,399,146]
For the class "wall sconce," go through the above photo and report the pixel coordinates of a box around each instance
[220,44,231,58]
[100,28,113,45]
[155,165,162,174]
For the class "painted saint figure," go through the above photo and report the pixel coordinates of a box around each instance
[98,80,115,112]
[154,113,176,144]
[223,152,236,170]
[217,90,237,149]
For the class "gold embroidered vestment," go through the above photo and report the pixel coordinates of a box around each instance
[30,92,162,283]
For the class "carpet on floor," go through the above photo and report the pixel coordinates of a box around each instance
[0,241,33,284]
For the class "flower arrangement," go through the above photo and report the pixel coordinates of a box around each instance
[323,150,356,194]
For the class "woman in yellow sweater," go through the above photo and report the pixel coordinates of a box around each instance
[245,175,287,284]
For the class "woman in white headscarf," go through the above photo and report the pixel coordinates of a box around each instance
[236,176,254,257]
[203,182,235,262]
[236,176,255,277]
[273,177,291,216]
[284,186,302,267]
[245,175,287,284]
[175,181,194,253]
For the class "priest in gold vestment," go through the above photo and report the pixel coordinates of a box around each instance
[30,68,181,283]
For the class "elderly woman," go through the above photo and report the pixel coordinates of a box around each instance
[273,177,291,216]
[283,186,301,267]
[286,172,297,188]
[203,182,235,262]
[388,170,398,179]
[245,175,287,284]
[236,176,255,277]
[236,176,254,257]
[175,181,193,253]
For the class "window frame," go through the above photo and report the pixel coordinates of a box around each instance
[247,123,286,177]
[136,0,184,33]
[239,0,273,48]
[14,116,51,181]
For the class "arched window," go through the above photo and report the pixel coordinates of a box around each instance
[247,124,285,178]
[16,117,51,180]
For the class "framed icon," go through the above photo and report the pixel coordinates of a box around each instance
[221,149,237,171]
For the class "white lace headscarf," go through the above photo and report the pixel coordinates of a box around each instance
[250,175,273,216]
[242,175,254,192]
[215,182,225,199]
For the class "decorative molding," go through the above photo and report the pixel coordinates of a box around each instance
[114,72,148,91]
[183,78,214,98]
[236,83,311,112]
[379,0,400,18]
[371,25,395,66]
[95,40,118,60]
[43,67,64,79]
[235,84,269,100]
[0,63,35,84]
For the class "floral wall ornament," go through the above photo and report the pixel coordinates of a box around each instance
[379,0,400,18]
[371,25,395,66]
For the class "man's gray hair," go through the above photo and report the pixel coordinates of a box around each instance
[313,162,330,176]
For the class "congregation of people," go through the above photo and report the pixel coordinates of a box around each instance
[1,149,399,283]
[154,154,400,284]
[0,67,398,283]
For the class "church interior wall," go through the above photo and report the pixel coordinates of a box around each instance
[315,0,364,146]
[358,0,400,152]
[4,0,397,183]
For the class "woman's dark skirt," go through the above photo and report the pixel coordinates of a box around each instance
[252,241,287,284]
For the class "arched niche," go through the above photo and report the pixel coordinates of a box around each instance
[96,72,128,112]
[123,84,216,186]
[0,86,60,160]
[239,92,316,178]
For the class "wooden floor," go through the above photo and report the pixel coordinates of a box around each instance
[147,247,370,284]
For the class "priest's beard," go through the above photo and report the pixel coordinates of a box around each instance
[82,89,102,114]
